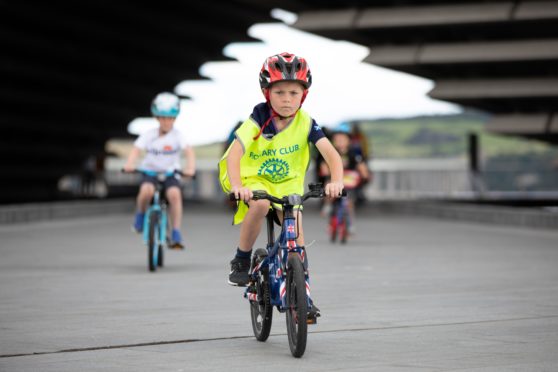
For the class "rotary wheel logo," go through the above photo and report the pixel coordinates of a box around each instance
[258,158,289,182]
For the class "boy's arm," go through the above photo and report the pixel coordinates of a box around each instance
[123,146,141,172]
[182,146,196,176]
[227,140,253,202]
[357,161,370,181]
[315,138,344,198]
[319,161,330,177]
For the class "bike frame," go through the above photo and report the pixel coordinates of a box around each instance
[332,197,350,228]
[141,170,172,252]
[245,193,313,312]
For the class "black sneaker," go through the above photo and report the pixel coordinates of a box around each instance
[228,256,250,287]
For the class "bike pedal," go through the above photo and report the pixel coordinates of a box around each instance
[246,284,257,293]
[306,316,318,325]
[168,243,184,250]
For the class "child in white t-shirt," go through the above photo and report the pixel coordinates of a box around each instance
[123,92,195,248]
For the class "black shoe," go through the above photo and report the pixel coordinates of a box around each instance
[228,256,250,287]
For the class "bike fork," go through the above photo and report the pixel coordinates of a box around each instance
[160,210,167,245]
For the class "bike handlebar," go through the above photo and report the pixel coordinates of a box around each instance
[228,183,346,206]
[121,169,196,179]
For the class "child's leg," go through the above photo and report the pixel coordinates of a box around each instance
[238,199,270,252]
[229,199,270,286]
[295,211,304,246]
[136,182,155,212]
[132,182,155,232]
[166,186,184,246]
[165,186,182,229]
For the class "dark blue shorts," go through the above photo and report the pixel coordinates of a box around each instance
[140,174,181,190]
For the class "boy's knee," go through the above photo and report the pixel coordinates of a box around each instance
[248,200,270,216]
[166,187,181,200]
[139,183,155,196]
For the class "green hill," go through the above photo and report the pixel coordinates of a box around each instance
[194,112,558,163]
[353,112,557,160]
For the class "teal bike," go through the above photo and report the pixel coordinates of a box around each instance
[127,169,188,272]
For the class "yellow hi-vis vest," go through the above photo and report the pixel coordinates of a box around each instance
[219,109,312,224]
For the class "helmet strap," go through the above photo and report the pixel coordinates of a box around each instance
[301,90,308,105]
[253,88,308,140]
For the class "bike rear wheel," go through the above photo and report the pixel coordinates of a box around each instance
[329,215,337,242]
[250,248,272,341]
[341,202,351,243]
[148,213,160,272]
[286,254,308,358]
[340,218,348,244]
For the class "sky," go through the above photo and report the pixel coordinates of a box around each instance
[128,10,461,146]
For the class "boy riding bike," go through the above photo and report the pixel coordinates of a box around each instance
[320,123,370,235]
[218,52,344,315]
[123,92,196,248]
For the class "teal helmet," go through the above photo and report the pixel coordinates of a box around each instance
[151,92,180,117]
[333,122,351,135]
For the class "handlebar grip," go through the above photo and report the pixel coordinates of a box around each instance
[251,190,269,200]
[341,189,347,197]
[229,190,272,202]
[176,170,196,180]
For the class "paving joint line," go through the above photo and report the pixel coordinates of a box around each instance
[2,314,556,359]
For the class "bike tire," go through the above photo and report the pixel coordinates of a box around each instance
[157,243,164,267]
[341,205,350,244]
[340,219,348,244]
[250,248,272,341]
[329,215,337,242]
[286,254,308,358]
[148,213,159,272]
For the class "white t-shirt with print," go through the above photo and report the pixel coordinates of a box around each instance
[134,128,190,172]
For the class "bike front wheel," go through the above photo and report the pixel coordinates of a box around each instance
[250,248,272,341]
[286,254,308,358]
[148,212,160,272]
[157,243,164,267]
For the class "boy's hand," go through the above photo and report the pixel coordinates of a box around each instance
[123,164,135,173]
[231,186,253,203]
[182,169,196,178]
[325,181,344,199]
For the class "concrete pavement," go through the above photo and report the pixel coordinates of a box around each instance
[1,203,557,371]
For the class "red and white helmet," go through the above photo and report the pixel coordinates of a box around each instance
[259,52,312,95]
[253,53,312,140]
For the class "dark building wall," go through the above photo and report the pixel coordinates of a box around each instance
[2,1,557,203]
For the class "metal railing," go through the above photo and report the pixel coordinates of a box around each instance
[59,158,558,201]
